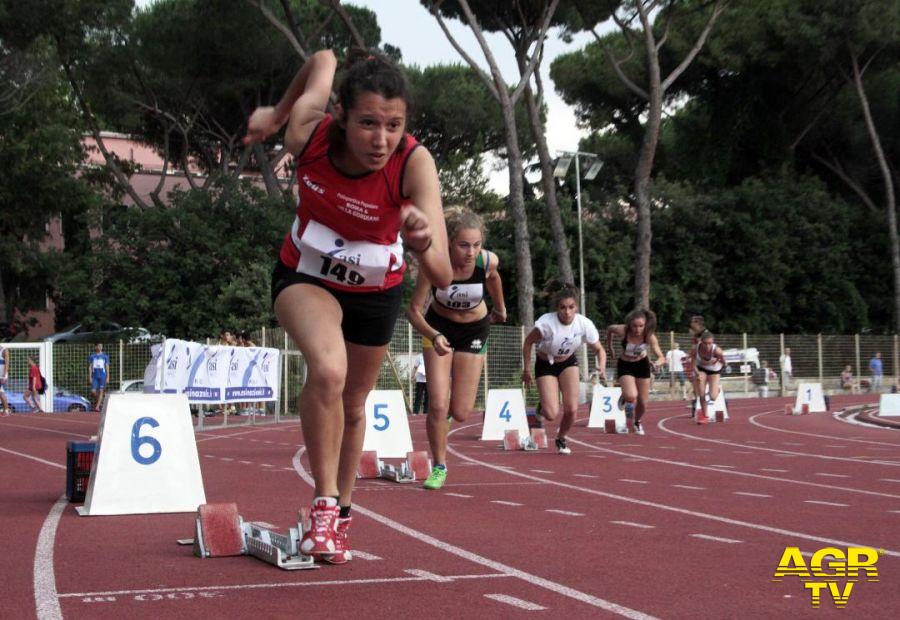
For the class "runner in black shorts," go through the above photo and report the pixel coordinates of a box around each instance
[606,309,665,435]
[522,284,606,454]
[693,330,726,425]
[246,48,452,563]
[408,207,506,490]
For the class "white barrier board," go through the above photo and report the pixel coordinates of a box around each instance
[878,394,900,417]
[362,390,414,458]
[694,386,729,421]
[77,393,206,515]
[587,386,626,432]
[481,389,529,441]
[793,382,826,413]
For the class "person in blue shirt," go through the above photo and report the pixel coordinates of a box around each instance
[869,352,883,393]
[88,343,110,411]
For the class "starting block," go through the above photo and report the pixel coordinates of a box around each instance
[184,502,316,570]
[503,429,542,451]
[357,450,431,483]
[785,403,810,416]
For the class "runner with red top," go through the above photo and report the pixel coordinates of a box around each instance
[244,49,452,564]
[693,330,727,424]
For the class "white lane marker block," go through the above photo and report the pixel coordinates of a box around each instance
[490,500,523,507]
[573,474,597,479]
[545,509,584,517]
[618,479,649,484]
[733,492,772,498]
[352,550,382,560]
[587,385,627,432]
[672,484,705,490]
[691,534,743,544]
[760,468,788,473]
[815,473,850,478]
[783,442,805,446]
[804,500,849,507]
[444,493,473,498]
[880,479,900,483]
[610,521,655,529]
[481,389,529,441]
[484,594,547,611]
[530,470,554,474]
[709,464,736,469]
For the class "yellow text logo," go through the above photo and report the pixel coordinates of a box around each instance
[773,547,879,608]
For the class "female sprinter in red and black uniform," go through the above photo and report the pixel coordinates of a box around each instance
[408,207,506,490]
[606,309,665,435]
[245,49,452,564]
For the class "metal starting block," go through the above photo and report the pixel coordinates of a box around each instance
[357,450,431,483]
[503,429,546,451]
[183,502,317,571]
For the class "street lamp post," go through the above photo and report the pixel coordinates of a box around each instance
[554,150,603,379]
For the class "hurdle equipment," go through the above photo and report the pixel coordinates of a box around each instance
[187,502,316,570]
[356,450,431,483]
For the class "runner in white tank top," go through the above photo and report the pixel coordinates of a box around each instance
[693,330,727,424]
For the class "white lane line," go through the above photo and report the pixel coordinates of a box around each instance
[657,446,676,450]
[219,457,233,462]
[664,415,900,466]
[672,484,705,490]
[691,534,743,544]
[588,455,607,458]
[484,593,547,611]
[880,479,900,483]
[815,473,850,479]
[61,573,509,598]
[749,413,898,446]
[619,479,649,484]
[405,569,454,583]
[0,421,92,439]
[890,510,900,514]
[746,441,767,444]
[0,447,66,469]
[783,442,805,446]
[574,474,598,479]
[294,451,657,619]
[530,470,554,474]
[567,436,900,500]
[35,495,66,620]
[546,509,584,517]
[260,464,273,468]
[239,460,252,465]
[352,550,382,560]
[611,521,655,529]
[760,468,788,473]
[709,464,736,469]
[804,500,849,507]
[202,454,215,458]
[491,500,523,507]
[451,434,900,558]
[693,448,713,452]
[733,492,772,498]
[444,493,473,498]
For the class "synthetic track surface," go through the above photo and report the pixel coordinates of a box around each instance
[2,393,897,619]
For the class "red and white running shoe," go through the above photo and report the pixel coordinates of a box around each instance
[299,497,339,557]
[322,516,353,565]
[697,414,709,425]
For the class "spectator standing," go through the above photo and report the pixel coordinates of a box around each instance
[665,343,688,399]
[25,356,43,413]
[779,347,793,394]
[88,343,110,412]
[412,352,428,415]
[0,344,9,416]
[869,352,883,393]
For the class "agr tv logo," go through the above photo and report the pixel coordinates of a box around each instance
[773,547,879,608]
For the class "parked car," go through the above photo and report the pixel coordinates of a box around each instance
[722,347,761,371]
[118,379,145,393]
[44,322,161,344]
[3,379,91,412]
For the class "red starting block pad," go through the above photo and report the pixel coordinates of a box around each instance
[715,410,726,423]
[183,503,316,570]
[530,428,548,449]
[503,429,540,451]
[358,450,431,482]
[785,403,810,416]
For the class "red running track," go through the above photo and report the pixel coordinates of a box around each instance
[1,394,897,619]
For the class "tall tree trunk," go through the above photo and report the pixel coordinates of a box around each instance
[501,95,536,328]
[851,49,900,332]
[522,78,574,287]
[633,27,663,309]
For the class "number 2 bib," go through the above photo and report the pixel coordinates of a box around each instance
[297,220,393,287]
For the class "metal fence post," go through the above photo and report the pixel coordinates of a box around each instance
[119,339,124,389]
[855,334,861,383]
[261,326,267,348]
[779,333,785,396]
[407,321,413,409]
[817,334,823,385]
[894,334,898,390]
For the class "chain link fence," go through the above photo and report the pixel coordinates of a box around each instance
[19,325,894,423]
